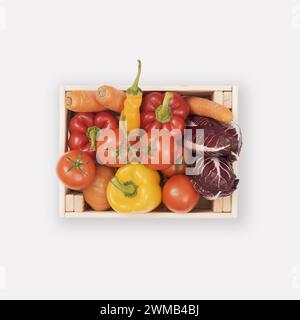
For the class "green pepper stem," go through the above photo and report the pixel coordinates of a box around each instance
[127,60,142,95]
[110,177,137,197]
[155,92,173,123]
[86,126,100,151]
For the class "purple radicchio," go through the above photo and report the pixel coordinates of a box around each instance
[189,156,239,200]
[185,116,242,161]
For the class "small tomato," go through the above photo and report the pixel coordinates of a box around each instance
[162,175,200,213]
[56,150,95,190]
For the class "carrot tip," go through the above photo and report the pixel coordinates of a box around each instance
[65,96,72,106]
[98,87,106,98]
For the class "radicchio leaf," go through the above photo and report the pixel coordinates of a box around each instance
[189,156,239,200]
[185,116,242,161]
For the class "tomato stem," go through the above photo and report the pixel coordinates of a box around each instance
[66,153,89,176]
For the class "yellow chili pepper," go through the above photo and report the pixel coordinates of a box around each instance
[106,163,162,213]
[120,60,142,132]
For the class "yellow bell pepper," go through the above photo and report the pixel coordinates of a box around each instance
[120,60,142,132]
[107,164,162,213]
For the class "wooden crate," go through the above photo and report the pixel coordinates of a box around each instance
[59,85,238,218]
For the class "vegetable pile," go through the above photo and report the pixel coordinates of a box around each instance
[56,60,242,214]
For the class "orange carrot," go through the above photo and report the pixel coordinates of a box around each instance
[96,85,126,113]
[65,91,106,112]
[186,96,233,124]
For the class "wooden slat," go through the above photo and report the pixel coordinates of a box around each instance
[59,86,68,154]
[65,194,74,212]
[64,211,237,219]
[223,91,232,109]
[222,90,233,213]
[231,86,238,217]
[222,196,232,212]
[64,85,233,92]
[231,86,238,122]
[212,91,224,213]
[59,86,68,216]
[74,193,85,212]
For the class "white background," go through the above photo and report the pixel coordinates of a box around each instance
[0,0,300,299]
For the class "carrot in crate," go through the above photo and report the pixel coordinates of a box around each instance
[186,96,233,124]
[96,85,126,113]
[65,90,106,112]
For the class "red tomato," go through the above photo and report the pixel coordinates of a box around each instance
[56,150,95,190]
[162,175,200,213]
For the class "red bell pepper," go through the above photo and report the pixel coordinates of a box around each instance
[141,91,190,133]
[68,112,118,159]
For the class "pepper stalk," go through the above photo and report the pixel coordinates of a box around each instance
[110,177,138,197]
[155,92,174,123]
[86,126,100,151]
[127,60,142,95]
